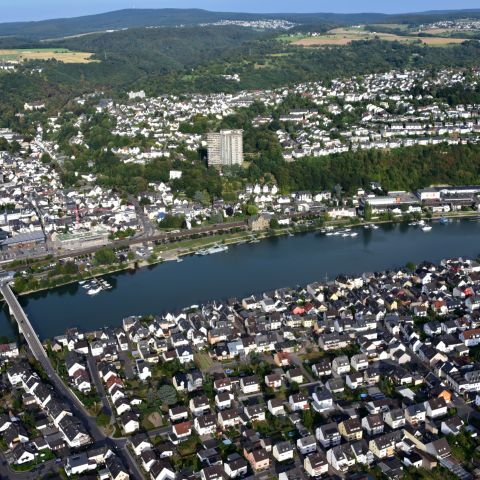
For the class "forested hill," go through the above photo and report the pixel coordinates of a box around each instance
[2,8,480,40]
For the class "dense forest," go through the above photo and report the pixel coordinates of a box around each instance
[2,30,480,127]
[2,8,480,40]
[2,10,480,201]
[54,105,480,199]
[264,144,480,194]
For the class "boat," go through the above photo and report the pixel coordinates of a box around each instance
[326,232,334,236]
[87,286,102,296]
[79,280,86,285]
[206,245,229,254]
[342,233,350,237]
[422,225,432,232]
[177,258,183,263]
[439,217,451,225]
[196,245,229,255]
[408,220,425,227]
[371,225,379,230]
[350,232,358,237]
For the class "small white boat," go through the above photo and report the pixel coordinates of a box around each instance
[350,232,358,237]
[371,225,379,230]
[422,225,432,232]
[342,233,350,237]
[196,245,229,255]
[177,258,183,263]
[326,232,334,236]
[87,286,102,296]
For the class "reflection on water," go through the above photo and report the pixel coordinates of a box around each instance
[1,219,478,340]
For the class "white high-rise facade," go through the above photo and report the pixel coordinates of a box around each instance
[207,129,243,166]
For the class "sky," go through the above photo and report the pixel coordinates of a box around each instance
[3,0,480,22]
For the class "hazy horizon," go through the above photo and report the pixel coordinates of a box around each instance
[2,0,480,23]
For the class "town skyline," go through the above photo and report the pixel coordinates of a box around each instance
[2,1,480,22]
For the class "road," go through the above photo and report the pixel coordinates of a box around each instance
[87,354,113,419]
[128,195,156,238]
[0,457,59,480]
[0,219,248,266]
[0,283,144,480]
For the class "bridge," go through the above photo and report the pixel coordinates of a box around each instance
[0,283,144,479]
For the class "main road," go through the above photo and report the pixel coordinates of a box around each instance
[0,218,248,265]
[0,283,144,480]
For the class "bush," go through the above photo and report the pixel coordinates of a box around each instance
[96,411,110,427]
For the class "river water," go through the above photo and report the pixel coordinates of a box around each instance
[1,219,479,340]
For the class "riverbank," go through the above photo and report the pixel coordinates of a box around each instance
[8,216,480,340]
[9,209,480,298]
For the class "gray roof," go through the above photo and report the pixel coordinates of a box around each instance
[2,230,45,245]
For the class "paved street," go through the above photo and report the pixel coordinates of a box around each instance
[0,218,247,266]
[0,457,59,480]
[87,353,113,418]
[0,283,145,479]
[128,195,157,238]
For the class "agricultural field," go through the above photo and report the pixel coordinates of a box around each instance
[414,27,480,38]
[0,48,96,63]
[286,27,468,47]
[367,23,411,31]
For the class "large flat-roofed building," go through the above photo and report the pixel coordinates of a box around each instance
[0,230,46,252]
[207,129,243,167]
[51,228,110,251]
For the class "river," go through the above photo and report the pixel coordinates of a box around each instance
[1,218,479,340]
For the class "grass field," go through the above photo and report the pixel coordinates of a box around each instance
[367,23,410,31]
[194,352,214,371]
[0,48,96,63]
[288,27,467,48]
[416,28,480,36]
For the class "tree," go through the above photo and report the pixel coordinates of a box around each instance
[40,153,52,164]
[406,262,416,272]
[245,204,258,216]
[363,203,373,221]
[209,211,224,224]
[269,218,280,229]
[94,247,116,265]
[96,411,110,427]
[193,190,211,205]
[158,215,185,230]
[157,385,177,406]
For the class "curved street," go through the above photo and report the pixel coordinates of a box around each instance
[0,283,144,480]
